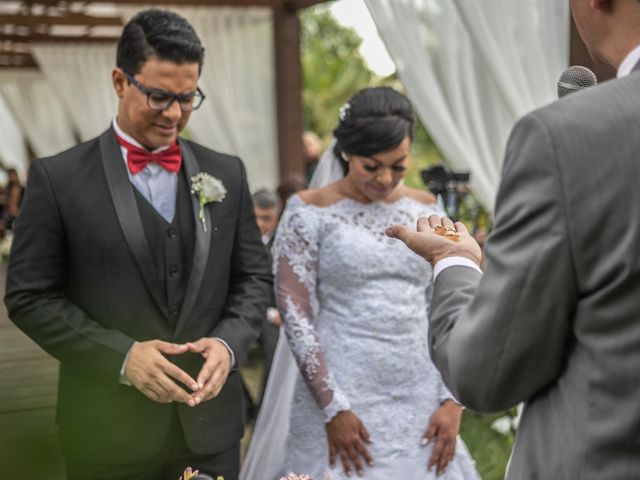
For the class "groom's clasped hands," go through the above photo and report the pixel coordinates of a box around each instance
[124,338,232,407]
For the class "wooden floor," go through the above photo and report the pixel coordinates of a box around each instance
[0,264,67,479]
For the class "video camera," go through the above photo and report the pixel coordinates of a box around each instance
[420,165,470,220]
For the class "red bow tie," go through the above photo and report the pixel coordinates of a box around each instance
[116,135,182,174]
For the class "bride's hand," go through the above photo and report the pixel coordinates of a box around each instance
[423,399,463,475]
[326,410,373,477]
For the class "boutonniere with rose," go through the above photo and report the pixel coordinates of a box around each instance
[190,172,227,232]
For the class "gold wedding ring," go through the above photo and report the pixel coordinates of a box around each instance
[434,224,461,243]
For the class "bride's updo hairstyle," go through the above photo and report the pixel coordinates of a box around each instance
[333,86,415,175]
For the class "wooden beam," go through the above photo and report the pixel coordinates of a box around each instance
[17,0,329,8]
[0,52,37,67]
[0,13,123,27]
[274,4,304,179]
[290,0,328,10]
[23,0,289,6]
[0,33,119,43]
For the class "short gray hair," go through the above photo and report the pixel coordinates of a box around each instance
[253,188,281,212]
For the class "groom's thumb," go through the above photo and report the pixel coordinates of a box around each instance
[156,341,189,355]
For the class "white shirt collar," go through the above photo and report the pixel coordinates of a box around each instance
[112,118,169,153]
[617,44,640,78]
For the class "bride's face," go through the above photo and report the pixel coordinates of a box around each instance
[345,135,410,202]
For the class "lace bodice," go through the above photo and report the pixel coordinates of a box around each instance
[273,194,452,423]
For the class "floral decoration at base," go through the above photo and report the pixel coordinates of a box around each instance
[179,466,224,480]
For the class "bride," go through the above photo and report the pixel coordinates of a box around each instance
[241,87,479,480]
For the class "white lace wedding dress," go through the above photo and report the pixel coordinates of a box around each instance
[241,194,479,480]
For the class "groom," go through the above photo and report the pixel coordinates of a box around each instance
[4,9,271,480]
[389,0,640,478]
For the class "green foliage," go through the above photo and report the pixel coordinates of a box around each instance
[461,410,514,480]
[301,5,374,139]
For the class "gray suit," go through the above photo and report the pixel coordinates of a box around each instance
[430,69,640,479]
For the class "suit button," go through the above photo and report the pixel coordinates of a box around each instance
[168,266,179,277]
[167,228,178,239]
[171,306,180,316]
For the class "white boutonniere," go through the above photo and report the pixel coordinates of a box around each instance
[190,172,227,232]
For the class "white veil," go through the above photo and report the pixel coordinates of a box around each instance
[308,139,344,189]
[240,142,344,480]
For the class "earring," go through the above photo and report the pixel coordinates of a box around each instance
[341,152,349,162]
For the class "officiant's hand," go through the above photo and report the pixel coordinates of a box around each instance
[187,338,232,404]
[386,215,482,267]
[124,340,199,405]
[423,399,463,475]
[326,410,373,477]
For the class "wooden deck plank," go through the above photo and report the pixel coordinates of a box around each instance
[0,264,66,478]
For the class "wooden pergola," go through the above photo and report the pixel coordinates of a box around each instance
[0,0,330,178]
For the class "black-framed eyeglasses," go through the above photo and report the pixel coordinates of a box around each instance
[124,72,206,112]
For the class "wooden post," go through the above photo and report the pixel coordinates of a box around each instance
[274,3,304,181]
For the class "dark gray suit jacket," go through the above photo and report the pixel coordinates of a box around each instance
[4,129,272,464]
[429,71,640,479]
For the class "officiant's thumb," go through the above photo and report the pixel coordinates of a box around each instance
[385,224,410,241]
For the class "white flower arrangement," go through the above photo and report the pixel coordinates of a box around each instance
[490,403,523,437]
[190,172,227,232]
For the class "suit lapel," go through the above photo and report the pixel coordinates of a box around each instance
[99,129,172,321]
[174,139,212,338]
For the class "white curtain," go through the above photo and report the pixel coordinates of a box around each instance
[117,6,279,190]
[0,96,28,182]
[364,0,570,210]
[31,43,118,141]
[0,70,77,158]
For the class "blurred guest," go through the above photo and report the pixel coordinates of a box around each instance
[4,169,23,231]
[253,188,282,383]
[302,131,321,183]
[276,172,306,212]
[253,188,281,249]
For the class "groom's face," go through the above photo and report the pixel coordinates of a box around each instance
[113,57,199,150]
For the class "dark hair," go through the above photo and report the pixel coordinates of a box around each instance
[116,9,205,75]
[333,87,415,174]
[253,188,282,212]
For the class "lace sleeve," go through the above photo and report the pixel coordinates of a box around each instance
[273,198,351,422]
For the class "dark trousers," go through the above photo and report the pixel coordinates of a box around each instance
[65,413,239,480]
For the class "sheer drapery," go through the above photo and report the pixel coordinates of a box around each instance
[31,43,118,142]
[364,0,570,210]
[117,6,278,190]
[0,70,76,158]
[0,96,28,180]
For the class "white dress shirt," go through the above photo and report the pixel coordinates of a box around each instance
[617,44,640,78]
[113,118,178,222]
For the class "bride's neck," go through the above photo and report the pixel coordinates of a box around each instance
[338,178,404,204]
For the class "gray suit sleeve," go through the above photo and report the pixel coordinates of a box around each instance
[429,112,576,413]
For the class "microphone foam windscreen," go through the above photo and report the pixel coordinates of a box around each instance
[557,66,598,98]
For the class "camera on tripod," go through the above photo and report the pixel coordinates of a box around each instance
[420,165,471,220]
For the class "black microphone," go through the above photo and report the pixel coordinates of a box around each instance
[557,66,597,98]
